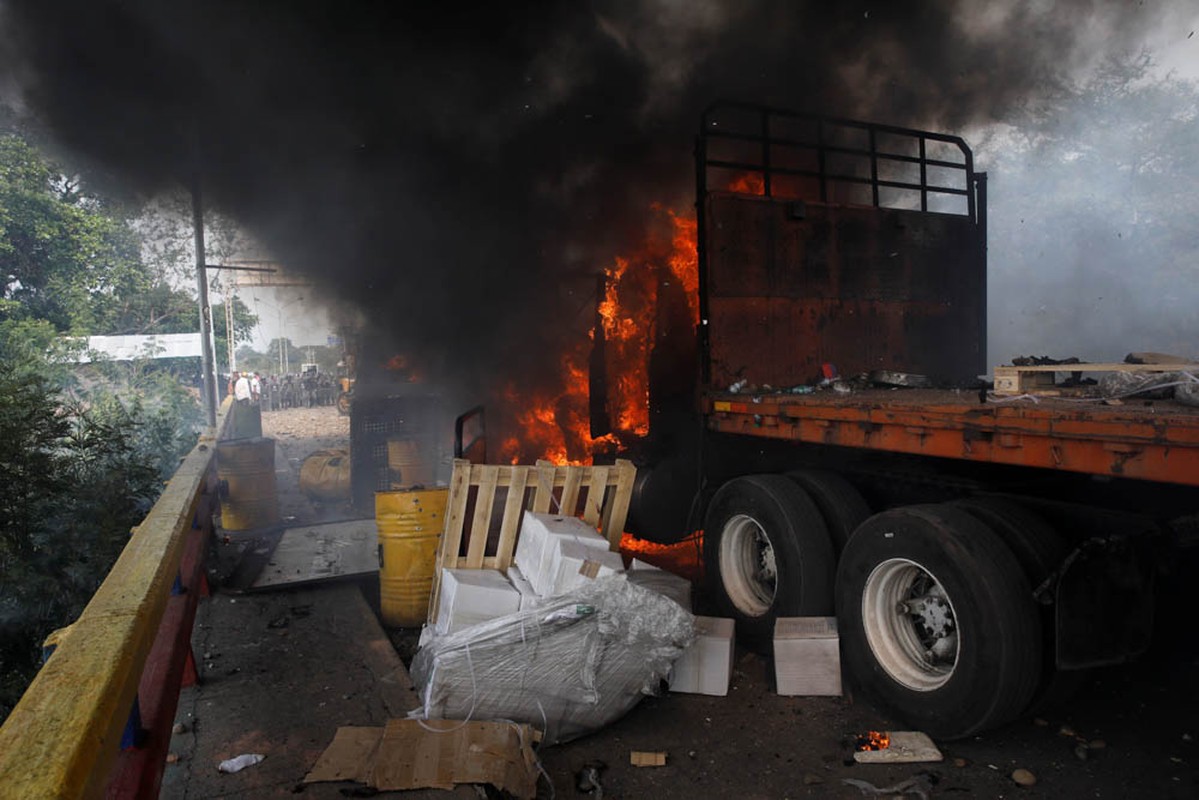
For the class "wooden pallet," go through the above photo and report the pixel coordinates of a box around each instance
[427,458,636,624]
[993,362,1199,396]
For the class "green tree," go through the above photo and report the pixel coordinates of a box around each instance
[0,126,206,721]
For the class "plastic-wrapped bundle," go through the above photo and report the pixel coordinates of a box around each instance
[1176,377,1199,408]
[1099,371,1181,399]
[410,576,694,745]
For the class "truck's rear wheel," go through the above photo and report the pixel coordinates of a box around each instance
[786,469,871,555]
[837,504,1041,739]
[952,496,1080,710]
[704,475,834,647]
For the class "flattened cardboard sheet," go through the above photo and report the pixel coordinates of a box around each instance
[305,719,540,799]
[303,726,383,783]
[373,719,539,797]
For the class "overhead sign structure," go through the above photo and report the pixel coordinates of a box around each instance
[70,333,205,362]
[223,259,310,288]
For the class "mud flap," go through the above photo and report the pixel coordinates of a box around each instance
[1054,537,1154,669]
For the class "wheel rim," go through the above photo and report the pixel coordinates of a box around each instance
[719,514,777,616]
[861,558,960,691]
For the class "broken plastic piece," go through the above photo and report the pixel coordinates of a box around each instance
[217,753,265,773]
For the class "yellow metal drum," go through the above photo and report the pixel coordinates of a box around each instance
[386,437,435,488]
[216,437,280,531]
[299,449,351,503]
[376,487,448,627]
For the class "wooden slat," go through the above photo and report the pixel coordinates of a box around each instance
[582,465,609,527]
[560,468,583,517]
[428,460,472,622]
[1000,362,1199,373]
[465,465,498,568]
[494,466,529,571]
[603,460,637,550]
[531,461,557,513]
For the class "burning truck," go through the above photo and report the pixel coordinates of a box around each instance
[574,103,1199,739]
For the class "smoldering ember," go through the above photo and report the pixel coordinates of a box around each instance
[0,2,1197,799]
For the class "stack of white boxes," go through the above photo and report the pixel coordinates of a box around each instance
[514,512,622,596]
[773,616,842,696]
[668,616,735,695]
[435,568,522,635]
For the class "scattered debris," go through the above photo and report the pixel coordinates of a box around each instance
[1125,352,1190,365]
[165,753,180,764]
[630,751,667,767]
[952,757,969,768]
[852,731,942,764]
[171,722,188,735]
[218,753,265,773]
[842,772,935,799]
[802,773,825,785]
[1011,767,1037,786]
[575,760,607,798]
[1013,355,1082,367]
[1059,724,1077,738]
[1089,739,1107,750]
[1074,743,1090,760]
[869,370,932,389]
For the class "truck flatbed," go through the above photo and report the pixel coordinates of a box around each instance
[703,388,1199,487]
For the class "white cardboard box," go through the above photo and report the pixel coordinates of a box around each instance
[514,512,610,596]
[669,616,735,695]
[773,616,841,696]
[626,563,692,610]
[506,565,541,610]
[546,539,624,595]
[436,568,522,635]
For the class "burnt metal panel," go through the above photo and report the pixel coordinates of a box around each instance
[706,195,984,387]
[696,103,986,390]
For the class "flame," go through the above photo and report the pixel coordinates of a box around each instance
[498,203,698,465]
[619,531,705,582]
[855,731,891,751]
[383,354,423,382]
[726,172,765,195]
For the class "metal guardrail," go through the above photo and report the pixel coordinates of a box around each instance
[0,398,234,798]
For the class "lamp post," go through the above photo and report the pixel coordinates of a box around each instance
[272,295,304,375]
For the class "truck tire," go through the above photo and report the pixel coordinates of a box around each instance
[786,469,871,556]
[950,497,1066,589]
[951,496,1081,711]
[703,475,835,647]
[836,504,1041,739]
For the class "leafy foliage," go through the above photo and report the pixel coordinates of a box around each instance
[0,128,207,721]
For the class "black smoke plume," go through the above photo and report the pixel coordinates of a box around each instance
[0,1,1181,411]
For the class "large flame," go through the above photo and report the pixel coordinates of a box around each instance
[497,204,698,465]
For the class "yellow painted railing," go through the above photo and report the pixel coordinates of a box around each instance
[0,398,234,799]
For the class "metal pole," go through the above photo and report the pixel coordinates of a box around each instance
[277,308,284,375]
[192,177,218,427]
[226,288,237,372]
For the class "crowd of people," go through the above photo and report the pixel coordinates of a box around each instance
[224,370,342,410]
